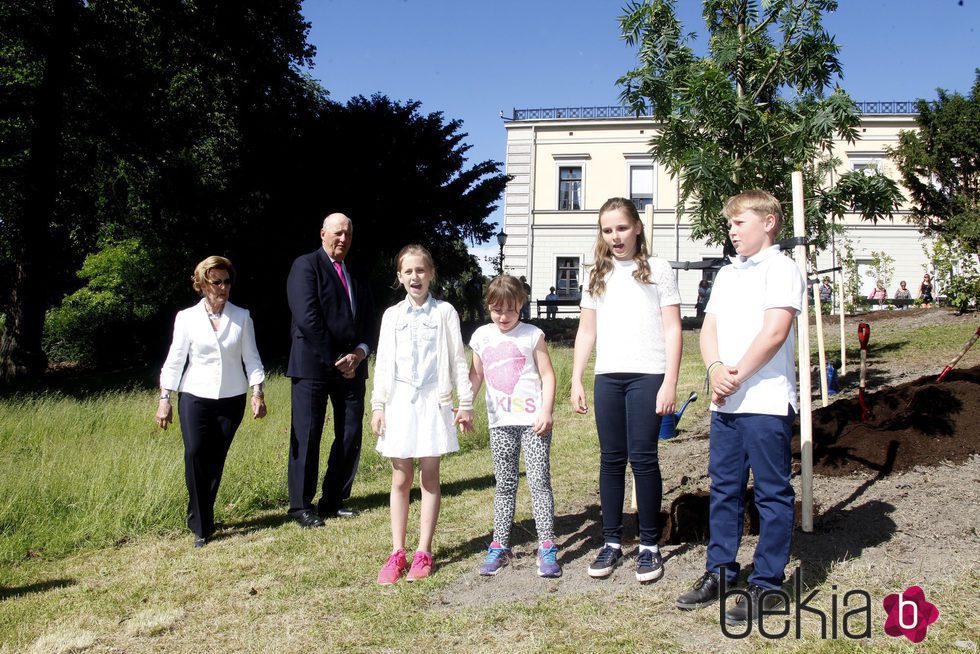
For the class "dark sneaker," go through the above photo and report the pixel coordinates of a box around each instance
[676,571,721,610]
[479,542,513,576]
[724,583,787,624]
[537,540,562,578]
[635,548,664,583]
[587,545,623,578]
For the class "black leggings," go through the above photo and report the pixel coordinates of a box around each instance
[177,392,245,538]
[593,373,665,546]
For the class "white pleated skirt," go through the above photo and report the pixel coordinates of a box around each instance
[375,380,459,459]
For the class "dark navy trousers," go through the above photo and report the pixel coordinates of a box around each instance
[706,408,795,589]
[177,392,246,539]
[288,377,364,516]
[593,373,665,546]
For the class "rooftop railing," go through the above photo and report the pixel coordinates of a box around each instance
[510,101,916,121]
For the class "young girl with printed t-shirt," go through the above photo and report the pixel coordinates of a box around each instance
[571,197,682,583]
[370,244,474,585]
[469,275,560,578]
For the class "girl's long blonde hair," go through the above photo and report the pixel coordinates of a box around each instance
[588,197,652,298]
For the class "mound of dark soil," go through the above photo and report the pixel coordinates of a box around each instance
[794,364,980,477]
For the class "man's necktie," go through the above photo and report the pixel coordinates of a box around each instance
[334,260,350,297]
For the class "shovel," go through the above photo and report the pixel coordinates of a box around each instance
[937,326,980,382]
[857,322,871,422]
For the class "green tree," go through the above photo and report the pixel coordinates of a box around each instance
[889,71,980,251]
[3,4,508,375]
[0,0,318,381]
[924,239,979,314]
[617,0,902,249]
[839,236,860,312]
[864,250,894,309]
[292,94,509,311]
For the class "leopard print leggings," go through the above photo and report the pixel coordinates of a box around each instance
[489,425,555,546]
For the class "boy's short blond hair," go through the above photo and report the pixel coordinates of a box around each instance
[723,190,784,232]
[485,275,527,311]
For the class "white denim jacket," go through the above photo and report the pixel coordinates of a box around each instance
[371,297,473,412]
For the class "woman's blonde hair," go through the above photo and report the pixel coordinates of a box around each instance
[191,256,236,295]
[485,275,526,311]
[588,197,652,298]
[392,244,437,288]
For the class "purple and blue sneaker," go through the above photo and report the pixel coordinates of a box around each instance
[479,541,513,576]
[537,540,562,578]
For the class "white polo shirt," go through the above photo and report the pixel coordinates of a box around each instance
[705,245,803,415]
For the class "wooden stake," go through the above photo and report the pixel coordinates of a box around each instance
[838,253,847,376]
[792,172,814,533]
[630,474,638,511]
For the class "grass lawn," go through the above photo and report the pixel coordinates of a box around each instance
[0,315,977,653]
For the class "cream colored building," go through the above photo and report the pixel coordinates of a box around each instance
[500,103,932,315]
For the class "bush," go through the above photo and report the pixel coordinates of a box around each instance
[44,239,161,366]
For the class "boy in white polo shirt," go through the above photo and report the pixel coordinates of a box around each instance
[675,190,804,626]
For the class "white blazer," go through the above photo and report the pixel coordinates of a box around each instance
[160,299,265,399]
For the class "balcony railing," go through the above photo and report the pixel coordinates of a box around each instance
[511,101,916,121]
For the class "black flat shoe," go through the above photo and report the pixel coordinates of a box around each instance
[295,510,325,529]
[193,537,208,548]
[676,571,721,610]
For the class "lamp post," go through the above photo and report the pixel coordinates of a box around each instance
[496,230,508,276]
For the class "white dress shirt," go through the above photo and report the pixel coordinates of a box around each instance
[160,299,265,399]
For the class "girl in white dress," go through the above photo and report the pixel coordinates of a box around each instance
[370,244,474,584]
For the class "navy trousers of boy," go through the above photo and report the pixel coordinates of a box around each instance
[177,392,246,539]
[593,373,665,546]
[707,409,795,590]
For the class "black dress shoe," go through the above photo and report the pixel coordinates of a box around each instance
[724,583,787,624]
[193,537,208,548]
[295,510,325,529]
[676,570,721,610]
[331,507,357,519]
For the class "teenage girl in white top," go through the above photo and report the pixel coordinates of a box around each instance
[370,244,474,584]
[571,197,682,583]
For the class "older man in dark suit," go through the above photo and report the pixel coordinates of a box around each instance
[286,213,375,527]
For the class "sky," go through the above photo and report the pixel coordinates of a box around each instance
[300,0,979,271]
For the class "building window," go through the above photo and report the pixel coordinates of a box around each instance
[629,165,654,211]
[558,166,582,210]
[556,257,580,297]
[850,155,885,177]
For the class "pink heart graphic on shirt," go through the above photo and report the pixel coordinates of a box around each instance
[482,341,525,395]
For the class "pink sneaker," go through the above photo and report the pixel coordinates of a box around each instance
[405,550,433,582]
[377,548,409,585]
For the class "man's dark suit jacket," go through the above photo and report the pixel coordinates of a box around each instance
[286,248,375,380]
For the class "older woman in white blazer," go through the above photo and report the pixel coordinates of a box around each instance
[156,256,266,547]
